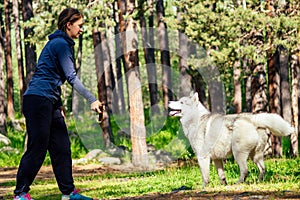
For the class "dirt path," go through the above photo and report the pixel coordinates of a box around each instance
[1,164,299,200]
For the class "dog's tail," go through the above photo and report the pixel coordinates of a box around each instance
[251,113,294,136]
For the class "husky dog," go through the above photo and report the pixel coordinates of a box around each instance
[169,92,294,187]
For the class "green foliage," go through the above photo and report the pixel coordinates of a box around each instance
[0,128,24,167]
[0,124,88,167]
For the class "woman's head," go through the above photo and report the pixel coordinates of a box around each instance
[58,8,84,39]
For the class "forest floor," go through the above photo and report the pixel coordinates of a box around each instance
[1,164,299,200]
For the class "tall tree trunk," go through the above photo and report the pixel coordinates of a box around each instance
[279,46,291,157]
[13,0,25,111]
[178,31,191,97]
[267,48,281,156]
[139,0,160,114]
[113,0,126,115]
[265,0,280,157]
[4,0,15,119]
[279,47,292,122]
[119,0,149,168]
[233,60,242,113]
[93,29,114,148]
[209,79,225,113]
[117,0,128,114]
[269,47,282,157]
[243,60,252,112]
[251,65,268,113]
[156,0,173,111]
[22,0,37,87]
[290,54,298,157]
[178,8,192,97]
[0,13,6,135]
[148,0,158,105]
[100,29,114,113]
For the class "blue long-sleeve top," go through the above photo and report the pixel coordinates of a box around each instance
[24,30,97,106]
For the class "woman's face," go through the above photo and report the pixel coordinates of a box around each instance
[66,17,84,39]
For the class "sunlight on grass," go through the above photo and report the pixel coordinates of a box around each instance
[2,158,299,199]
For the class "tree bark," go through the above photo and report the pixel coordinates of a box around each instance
[119,0,149,168]
[178,7,192,97]
[13,0,25,111]
[251,65,268,114]
[279,46,292,123]
[156,0,173,111]
[22,0,37,87]
[112,0,126,115]
[0,12,6,135]
[100,30,114,114]
[4,0,15,119]
[233,60,242,113]
[93,29,114,148]
[290,54,298,157]
[139,0,160,114]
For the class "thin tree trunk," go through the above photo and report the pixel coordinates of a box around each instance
[156,0,172,111]
[147,0,159,114]
[279,46,292,123]
[140,0,160,114]
[265,0,280,157]
[13,0,25,111]
[117,0,128,114]
[233,60,242,113]
[4,0,15,119]
[0,13,6,135]
[100,30,113,113]
[267,48,281,157]
[269,47,282,157]
[22,0,36,87]
[290,54,298,157]
[243,60,252,112]
[279,46,291,157]
[93,29,114,148]
[113,0,126,115]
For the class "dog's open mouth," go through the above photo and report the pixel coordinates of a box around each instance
[169,109,182,116]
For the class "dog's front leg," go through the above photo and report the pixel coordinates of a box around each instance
[197,157,211,188]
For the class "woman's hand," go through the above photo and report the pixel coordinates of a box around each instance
[91,100,103,114]
[60,106,66,119]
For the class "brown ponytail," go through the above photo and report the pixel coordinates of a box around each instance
[58,8,83,32]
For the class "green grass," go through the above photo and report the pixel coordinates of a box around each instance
[1,117,299,199]
[1,158,299,199]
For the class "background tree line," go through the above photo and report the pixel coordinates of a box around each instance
[0,0,299,168]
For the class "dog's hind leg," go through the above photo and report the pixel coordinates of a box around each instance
[213,159,227,185]
[253,152,265,180]
[233,152,249,183]
[252,128,267,181]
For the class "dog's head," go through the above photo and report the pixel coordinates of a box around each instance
[169,92,205,118]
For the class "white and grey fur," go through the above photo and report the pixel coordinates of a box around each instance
[169,92,294,187]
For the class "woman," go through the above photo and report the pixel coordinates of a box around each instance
[13,8,100,200]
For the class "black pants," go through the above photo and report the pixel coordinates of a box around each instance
[14,95,74,195]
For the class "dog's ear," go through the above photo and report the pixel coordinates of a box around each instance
[189,91,194,97]
[192,92,199,103]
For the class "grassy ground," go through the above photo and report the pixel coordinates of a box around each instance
[1,158,299,199]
